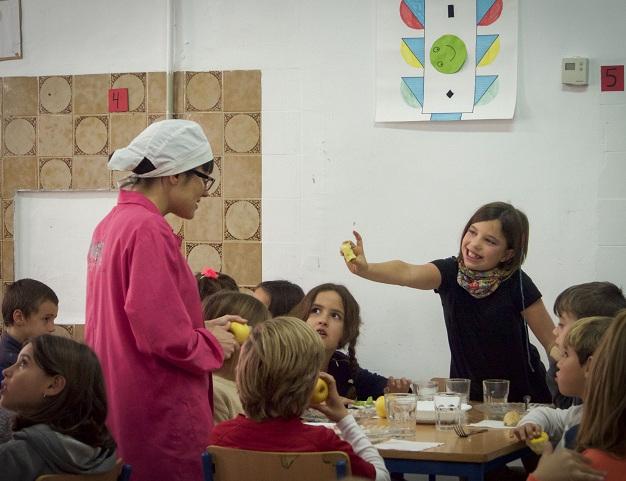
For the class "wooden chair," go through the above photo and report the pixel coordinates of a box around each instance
[35,459,131,481]
[202,446,350,481]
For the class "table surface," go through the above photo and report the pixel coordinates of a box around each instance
[368,403,526,463]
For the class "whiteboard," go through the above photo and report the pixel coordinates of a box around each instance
[14,191,118,324]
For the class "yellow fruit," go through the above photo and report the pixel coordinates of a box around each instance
[229,322,251,344]
[341,242,357,262]
[310,378,329,404]
[375,395,386,418]
[527,431,549,454]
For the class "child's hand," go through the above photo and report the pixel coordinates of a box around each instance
[532,443,605,481]
[511,422,543,441]
[341,231,368,276]
[310,372,349,423]
[385,377,411,393]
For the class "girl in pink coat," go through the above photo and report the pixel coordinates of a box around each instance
[85,120,240,481]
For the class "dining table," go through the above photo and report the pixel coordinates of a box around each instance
[365,403,532,481]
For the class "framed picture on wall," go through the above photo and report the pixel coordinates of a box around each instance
[0,0,22,61]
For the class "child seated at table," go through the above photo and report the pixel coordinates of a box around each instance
[513,316,612,449]
[0,335,117,480]
[202,291,271,423]
[209,316,390,481]
[548,281,626,409]
[290,283,410,400]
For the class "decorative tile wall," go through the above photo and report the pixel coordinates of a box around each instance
[0,70,262,336]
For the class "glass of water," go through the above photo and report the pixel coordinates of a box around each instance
[482,379,510,404]
[413,380,438,401]
[433,392,461,431]
[386,393,417,438]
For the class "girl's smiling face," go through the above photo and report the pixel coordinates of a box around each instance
[461,219,514,271]
[305,290,345,353]
[0,343,58,413]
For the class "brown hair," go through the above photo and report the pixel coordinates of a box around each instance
[2,279,58,326]
[202,291,270,328]
[458,202,529,273]
[14,335,115,450]
[236,317,324,421]
[254,280,305,316]
[564,316,613,365]
[289,283,361,399]
[554,282,626,318]
[196,272,239,301]
[577,309,626,457]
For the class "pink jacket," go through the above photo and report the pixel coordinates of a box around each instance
[86,190,223,481]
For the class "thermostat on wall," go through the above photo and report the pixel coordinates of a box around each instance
[562,57,589,85]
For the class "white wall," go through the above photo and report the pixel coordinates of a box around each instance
[2,0,625,382]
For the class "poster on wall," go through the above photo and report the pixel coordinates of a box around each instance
[375,0,518,122]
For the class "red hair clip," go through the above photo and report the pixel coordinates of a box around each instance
[201,267,218,279]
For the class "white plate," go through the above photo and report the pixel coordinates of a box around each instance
[415,401,472,423]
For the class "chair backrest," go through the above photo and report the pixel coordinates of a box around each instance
[35,459,131,481]
[202,446,351,481]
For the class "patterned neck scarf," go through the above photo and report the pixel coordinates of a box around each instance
[457,258,512,299]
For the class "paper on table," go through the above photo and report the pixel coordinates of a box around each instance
[468,420,510,429]
[374,439,442,451]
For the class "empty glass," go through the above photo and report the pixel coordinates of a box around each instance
[386,393,417,438]
[413,380,438,401]
[433,392,461,431]
[482,379,510,404]
[445,378,470,405]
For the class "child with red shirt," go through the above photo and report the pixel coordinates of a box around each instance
[209,316,390,481]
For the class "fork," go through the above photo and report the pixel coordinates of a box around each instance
[453,425,488,438]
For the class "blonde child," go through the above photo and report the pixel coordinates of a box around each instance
[209,317,390,481]
[548,282,626,408]
[202,291,271,423]
[343,202,555,402]
[0,335,117,480]
[290,283,410,400]
[512,316,612,449]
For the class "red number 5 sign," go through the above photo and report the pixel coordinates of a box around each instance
[601,65,624,92]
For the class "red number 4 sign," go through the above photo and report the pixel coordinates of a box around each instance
[601,65,624,92]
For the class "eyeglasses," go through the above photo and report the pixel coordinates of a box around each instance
[190,169,215,191]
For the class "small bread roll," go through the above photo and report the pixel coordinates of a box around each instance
[503,410,521,427]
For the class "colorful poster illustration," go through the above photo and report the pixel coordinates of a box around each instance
[376,0,518,121]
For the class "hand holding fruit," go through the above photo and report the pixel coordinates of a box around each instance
[204,315,246,359]
[310,372,349,423]
[229,321,251,344]
[511,422,542,442]
[340,231,368,276]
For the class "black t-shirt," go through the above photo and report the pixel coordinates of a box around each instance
[432,257,551,403]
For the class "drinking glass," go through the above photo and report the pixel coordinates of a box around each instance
[445,378,470,405]
[433,392,461,431]
[482,379,510,404]
[413,380,438,401]
[385,393,417,438]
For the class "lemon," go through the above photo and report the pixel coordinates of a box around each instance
[375,395,386,418]
[527,431,549,454]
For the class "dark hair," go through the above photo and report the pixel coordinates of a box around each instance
[254,280,305,316]
[117,156,214,187]
[195,271,238,301]
[2,279,59,326]
[289,283,362,399]
[554,282,626,319]
[202,291,270,328]
[458,202,529,273]
[14,335,115,450]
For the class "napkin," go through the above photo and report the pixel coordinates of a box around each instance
[468,420,509,429]
[374,439,443,451]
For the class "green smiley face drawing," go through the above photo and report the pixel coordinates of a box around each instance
[430,34,467,74]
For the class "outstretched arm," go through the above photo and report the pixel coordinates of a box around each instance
[342,231,441,290]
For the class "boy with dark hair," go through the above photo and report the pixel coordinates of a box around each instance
[548,281,626,408]
[0,278,59,382]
